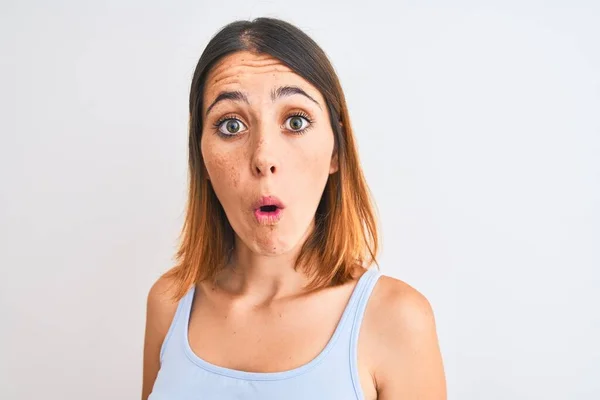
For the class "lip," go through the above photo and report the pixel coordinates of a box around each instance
[251,195,285,225]
[251,195,286,211]
[254,207,283,225]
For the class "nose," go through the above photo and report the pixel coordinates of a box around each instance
[251,136,279,177]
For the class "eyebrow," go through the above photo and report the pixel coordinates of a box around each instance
[204,85,321,117]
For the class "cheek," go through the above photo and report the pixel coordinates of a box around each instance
[204,149,242,191]
[303,135,335,176]
[290,143,334,204]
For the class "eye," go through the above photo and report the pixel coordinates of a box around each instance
[215,118,248,137]
[284,114,311,133]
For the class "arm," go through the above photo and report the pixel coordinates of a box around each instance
[373,280,447,399]
[141,276,179,400]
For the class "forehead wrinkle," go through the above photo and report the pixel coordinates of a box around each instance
[203,53,324,115]
[208,64,295,86]
[206,53,294,85]
[214,53,289,70]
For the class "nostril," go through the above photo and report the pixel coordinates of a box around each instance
[256,165,276,174]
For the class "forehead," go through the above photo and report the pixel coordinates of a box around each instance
[203,51,323,103]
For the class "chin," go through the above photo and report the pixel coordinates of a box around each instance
[250,232,296,255]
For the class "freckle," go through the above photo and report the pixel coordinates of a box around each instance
[230,164,239,188]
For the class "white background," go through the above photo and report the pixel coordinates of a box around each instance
[1,0,598,398]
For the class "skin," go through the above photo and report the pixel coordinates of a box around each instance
[141,51,447,399]
[200,50,339,297]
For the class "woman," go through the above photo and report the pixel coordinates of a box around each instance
[142,17,446,400]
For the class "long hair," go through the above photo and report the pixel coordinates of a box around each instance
[161,17,380,301]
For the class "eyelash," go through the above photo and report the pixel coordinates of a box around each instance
[212,111,314,138]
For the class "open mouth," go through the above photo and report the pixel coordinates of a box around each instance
[254,204,283,224]
[259,205,279,212]
[252,195,285,224]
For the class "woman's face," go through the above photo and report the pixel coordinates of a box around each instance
[201,50,338,256]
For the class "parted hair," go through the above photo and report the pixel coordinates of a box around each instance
[161,17,380,301]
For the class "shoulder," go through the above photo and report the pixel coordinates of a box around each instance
[365,275,437,355]
[370,274,436,331]
[146,274,182,330]
[144,273,187,357]
[364,274,447,399]
[142,274,185,399]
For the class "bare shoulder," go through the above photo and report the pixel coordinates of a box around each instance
[147,274,181,322]
[144,273,183,358]
[370,275,436,330]
[364,274,447,400]
[141,274,181,400]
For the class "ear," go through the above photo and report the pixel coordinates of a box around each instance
[203,163,210,180]
[329,120,342,174]
[329,150,339,174]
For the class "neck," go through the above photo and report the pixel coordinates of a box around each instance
[215,224,315,304]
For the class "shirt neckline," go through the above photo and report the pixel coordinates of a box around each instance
[181,268,378,381]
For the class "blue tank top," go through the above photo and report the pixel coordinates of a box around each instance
[148,267,382,400]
